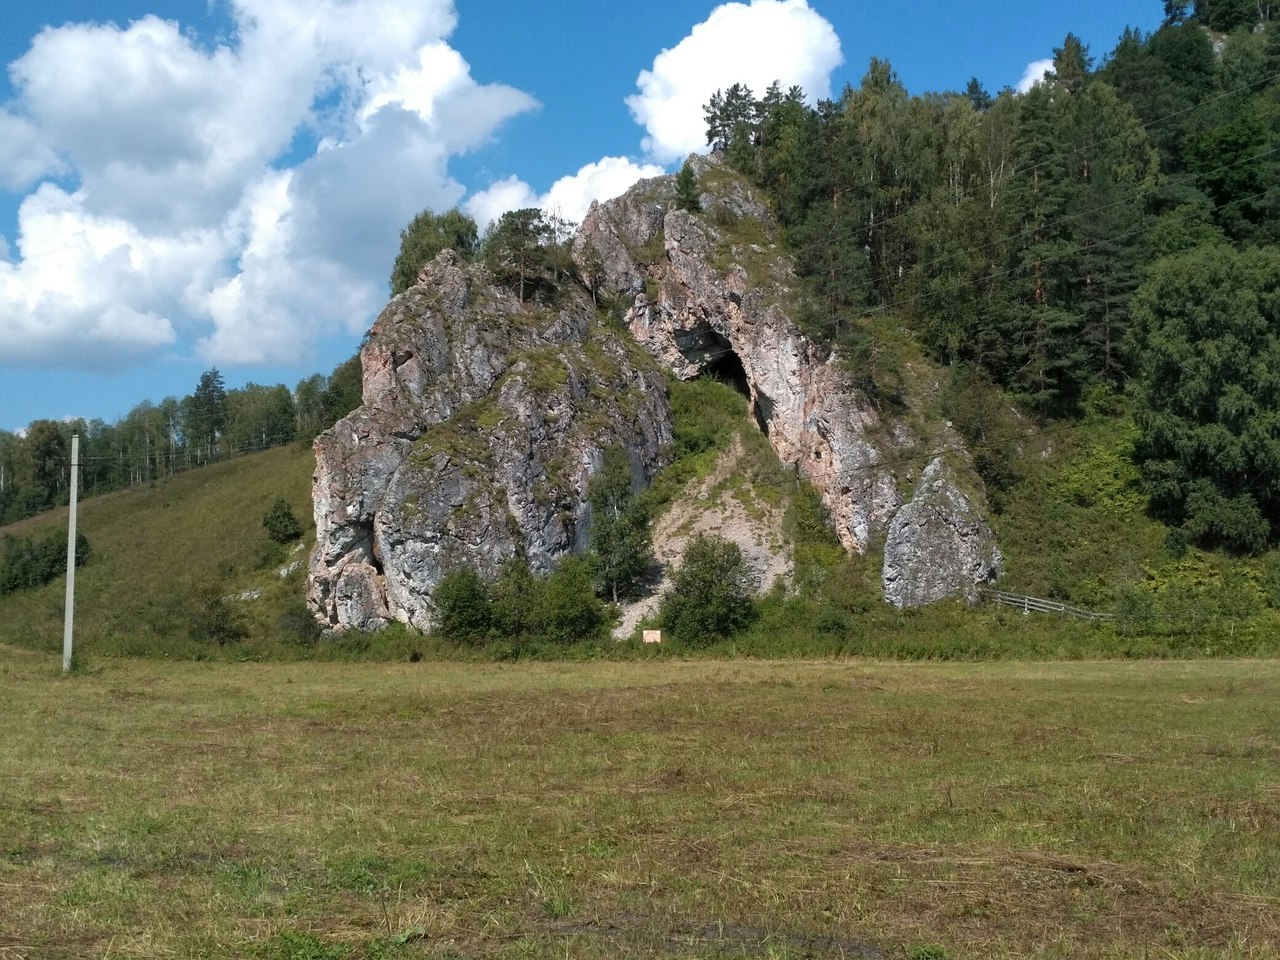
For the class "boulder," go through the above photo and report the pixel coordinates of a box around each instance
[882,458,1003,607]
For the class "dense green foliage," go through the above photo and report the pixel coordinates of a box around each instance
[389,208,479,295]
[1131,245,1280,551]
[587,447,653,602]
[429,556,609,650]
[674,160,701,212]
[0,531,89,596]
[480,207,574,301]
[262,496,304,544]
[658,534,759,644]
[429,567,493,644]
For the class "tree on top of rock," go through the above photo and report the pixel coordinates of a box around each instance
[481,208,556,302]
[675,161,701,212]
[390,208,479,295]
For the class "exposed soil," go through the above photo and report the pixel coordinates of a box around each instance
[615,434,793,638]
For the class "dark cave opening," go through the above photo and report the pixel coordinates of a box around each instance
[752,388,775,437]
[700,337,774,437]
[704,341,750,399]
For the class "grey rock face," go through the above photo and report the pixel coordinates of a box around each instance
[882,458,1003,608]
[575,155,1001,606]
[575,156,902,553]
[308,251,672,632]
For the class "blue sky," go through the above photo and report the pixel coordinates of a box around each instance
[0,0,1164,432]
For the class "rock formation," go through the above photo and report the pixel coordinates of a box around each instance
[881,457,1003,607]
[308,155,1002,632]
[308,251,672,632]
[574,155,1002,605]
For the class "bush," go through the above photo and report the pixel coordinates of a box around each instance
[531,556,608,644]
[187,582,247,644]
[262,497,303,544]
[490,557,537,638]
[430,567,493,645]
[659,534,759,645]
[278,596,323,645]
[0,532,90,596]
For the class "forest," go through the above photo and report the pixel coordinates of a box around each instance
[0,358,362,525]
[700,1,1280,552]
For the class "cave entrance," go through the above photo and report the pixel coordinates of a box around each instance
[701,336,773,437]
[705,342,750,399]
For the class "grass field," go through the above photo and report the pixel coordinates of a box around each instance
[0,444,318,658]
[3,645,1278,959]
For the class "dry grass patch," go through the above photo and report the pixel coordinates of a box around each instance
[2,650,1278,958]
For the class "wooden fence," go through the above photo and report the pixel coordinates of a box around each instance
[983,589,1116,622]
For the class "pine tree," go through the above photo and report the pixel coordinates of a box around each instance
[481,208,555,302]
[186,369,228,462]
[675,161,701,212]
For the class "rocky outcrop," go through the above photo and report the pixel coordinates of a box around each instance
[308,251,672,632]
[882,458,1003,607]
[575,155,1001,605]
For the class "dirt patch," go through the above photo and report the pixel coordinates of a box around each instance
[549,917,885,958]
[616,435,792,638]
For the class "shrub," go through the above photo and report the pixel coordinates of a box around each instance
[531,556,608,644]
[262,497,303,544]
[0,532,90,596]
[278,596,323,645]
[187,582,247,644]
[659,534,759,645]
[430,567,492,644]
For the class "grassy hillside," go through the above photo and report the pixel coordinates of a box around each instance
[2,649,1277,959]
[0,443,318,659]
[5,381,1280,664]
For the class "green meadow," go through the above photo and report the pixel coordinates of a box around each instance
[2,649,1278,959]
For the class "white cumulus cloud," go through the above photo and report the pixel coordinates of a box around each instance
[0,184,206,368]
[466,156,665,230]
[0,0,537,371]
[1017,58,1055,94]
[626,0,842,165]
[465,176,540,230]
[0,111,67,191]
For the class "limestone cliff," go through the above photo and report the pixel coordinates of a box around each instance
[574,156,1001,605]
[308,251,672,632]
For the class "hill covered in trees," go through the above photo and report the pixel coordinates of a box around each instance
[0,356,363,526]
[699,2,1280,554]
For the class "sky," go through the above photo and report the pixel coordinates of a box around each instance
[0,0,1165,432]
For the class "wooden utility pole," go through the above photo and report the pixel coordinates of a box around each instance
[62,434,79,674]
